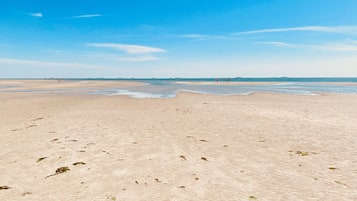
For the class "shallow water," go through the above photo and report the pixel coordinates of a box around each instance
[89,81,357,98]
[1,80,357,98]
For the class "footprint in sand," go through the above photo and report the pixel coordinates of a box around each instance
[22,192,32,196]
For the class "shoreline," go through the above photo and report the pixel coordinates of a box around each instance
[1,80,357,98]
[0,88,348,98]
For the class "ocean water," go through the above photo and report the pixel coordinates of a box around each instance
[0,85,12,89]
[1,78,357,98]
[89,79,357,98]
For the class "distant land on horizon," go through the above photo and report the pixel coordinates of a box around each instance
[2,77,357,82]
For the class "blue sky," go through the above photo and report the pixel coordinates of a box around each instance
[1,0,357,78]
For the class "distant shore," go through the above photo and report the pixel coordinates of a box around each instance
[1,77,357,82]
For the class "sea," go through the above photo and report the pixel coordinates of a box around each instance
[1,78,357,98]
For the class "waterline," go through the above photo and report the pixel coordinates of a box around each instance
[1,80,357,98]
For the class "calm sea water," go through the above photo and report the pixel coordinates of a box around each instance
[66,77,357,82]
[85,78,357,98]
[1,78,357,98]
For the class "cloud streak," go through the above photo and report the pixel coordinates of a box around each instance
[88,43,166,54]
[234,26,357,35]
[29,12,43,17]
[116,56,161,62]
[70,14,102,19]
[314,42,357,52]
[178,26,357,42]
[257,40,357,52]
[179,34,226,40]
[256,41,292,47]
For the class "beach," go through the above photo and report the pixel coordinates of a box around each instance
[1,81,356,201]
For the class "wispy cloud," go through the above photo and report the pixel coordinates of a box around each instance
[257,40,357,52]
[70,14,102,19]
[234,26,357,35]
[180,34,207,39]
[29,12,43,17]
[313,41,357,52]
[0,58,100,69]
[88,43,166,54]
[116,56,161,62]
[179,26,357,42]
[179,34,226,40]
[256,41,292,47]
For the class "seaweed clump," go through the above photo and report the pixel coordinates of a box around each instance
[0,186,11,190]
[45,166,71,178]
[56,166,70,174]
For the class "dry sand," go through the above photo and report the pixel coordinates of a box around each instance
[0,81,356,201]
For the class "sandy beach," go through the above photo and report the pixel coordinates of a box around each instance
[1,81,356,201]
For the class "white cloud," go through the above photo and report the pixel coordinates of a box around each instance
[88,43,166,54]
[70,14,102,19]
[179,34,226,40]
[257,40,357,52]
[313,42,357,52]
[234,26,357,35]
[256,41,292,47]
[116,56,160,62]
[29,12,43,17]
[0,58,100,69]
[180,34,207,39]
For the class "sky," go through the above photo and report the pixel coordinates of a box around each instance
[1,0,357,78]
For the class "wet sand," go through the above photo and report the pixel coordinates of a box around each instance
[0,81,356,201]
[175,81,282,86]
[0,80,146,90]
